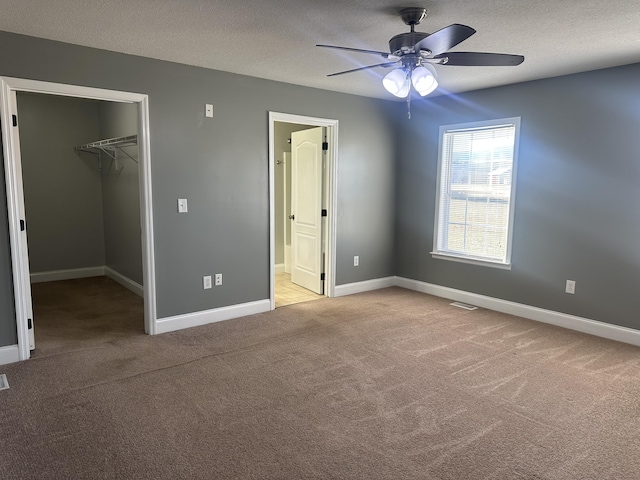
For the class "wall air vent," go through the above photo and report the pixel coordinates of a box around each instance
[450,301,478,311]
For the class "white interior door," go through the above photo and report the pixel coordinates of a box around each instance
[291,127,324,294]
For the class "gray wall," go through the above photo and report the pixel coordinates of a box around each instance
[15,94,142,287]
[16,93,105,273]
[395,62,640,330]
[0,30,397,346]
[97,102,142,285]
[2,32,638,350]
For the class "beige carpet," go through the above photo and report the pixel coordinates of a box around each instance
[29,276,145,357]
[1,279,640,479]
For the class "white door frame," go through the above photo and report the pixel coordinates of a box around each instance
[0,76,158,361]
[268,112,338,309]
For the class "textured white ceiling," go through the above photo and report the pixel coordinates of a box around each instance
[0,0,639,99]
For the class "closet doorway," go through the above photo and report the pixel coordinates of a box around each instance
[268,113,338,309]
[0,78,156,362]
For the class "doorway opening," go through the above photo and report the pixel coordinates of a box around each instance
[1,77,156,362]
[268,113,338,309]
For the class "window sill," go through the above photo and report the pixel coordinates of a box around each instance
[430,252,512,270]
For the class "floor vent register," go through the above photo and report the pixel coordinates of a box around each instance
[450,301,478,311]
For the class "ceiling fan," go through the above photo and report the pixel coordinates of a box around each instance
[317,7,524,102]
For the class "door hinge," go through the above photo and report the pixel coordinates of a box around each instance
[322,141,328,151]
[12,114,18,127]
[321,209,327,217]
[27,318,32,329]
[20,219,25,231]
[320,273,325,281]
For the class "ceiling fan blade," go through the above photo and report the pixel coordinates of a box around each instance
[317,44,391,59]
[414,24,476,56]
[435,52,525,66]
[327,61,399,77]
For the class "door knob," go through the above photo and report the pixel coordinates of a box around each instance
[289,214,295,220]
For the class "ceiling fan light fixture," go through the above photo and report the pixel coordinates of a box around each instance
[383,68,410,98]
[411,64,438,96]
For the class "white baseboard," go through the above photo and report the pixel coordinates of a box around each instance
[155,299,271,334]
[395,277,640,348]
[30,266,105,283]
[0,344,19,366]
[29,266,143,297]
[333,276,396,297]
[105,267,143,297]
[274,263,285,275]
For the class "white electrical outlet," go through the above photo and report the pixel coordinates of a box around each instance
[205,104,214,118]
[565,280,576,294]
[203,275,212,290]
[354,256,359,267]
[178,198,188,213]
[215,273,222,286]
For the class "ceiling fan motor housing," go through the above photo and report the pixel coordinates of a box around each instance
[389,32,430,56]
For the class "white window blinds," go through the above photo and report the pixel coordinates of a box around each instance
[435,119,519,265]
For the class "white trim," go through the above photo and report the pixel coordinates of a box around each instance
[1,79,33,359]
[0,77,146,102]
[395,277,640,348]
[137,95,157,335]
[268,112,339,310]
[0,345,19,366]
[0,77,157,360]
[105,267,144,297]
[28,266,143,296]
[333,277,396,297]
[430,252,512,270]
[30,266,105,283]
[274,264,285,275]
[155,299,271,334]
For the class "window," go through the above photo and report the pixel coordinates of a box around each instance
[432,117,520,268]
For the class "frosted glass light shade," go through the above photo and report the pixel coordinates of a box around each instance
[382,68,410,98]
[411,65,438,96]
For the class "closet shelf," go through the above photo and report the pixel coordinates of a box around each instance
[74,134,138,171]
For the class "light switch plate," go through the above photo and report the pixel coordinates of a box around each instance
[565,279,576,294]
[205,104,213,118]
[178,198,188,213]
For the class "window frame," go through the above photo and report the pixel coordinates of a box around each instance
[431,117,521,269]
